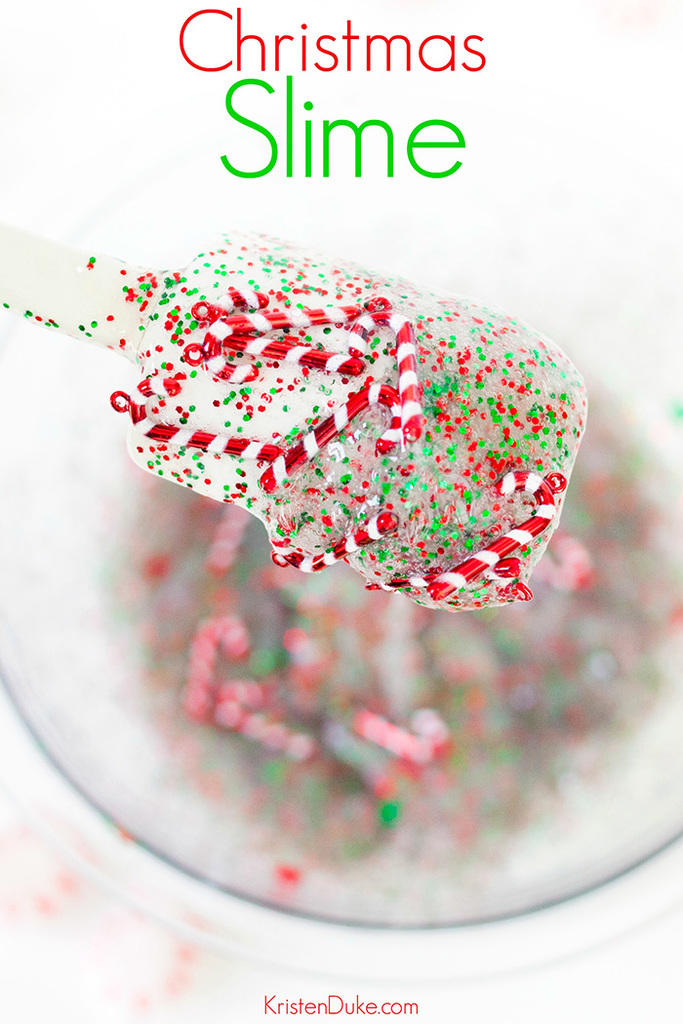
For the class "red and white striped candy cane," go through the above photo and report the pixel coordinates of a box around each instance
[271,511,399,573]
[110,391,284,463]
[191,287,270,323]
[259,383,401,494]
[184,615,250,721]
[392,316,424,443]
[382,470,567,601]
[182,334,261,383]
[202,321,365,377]
[196,303,361,338]
[137,421,282,463]
[112,293,424,481]
[343,296,396,356]
[345,298,424,443]
[353,710,446,766]
[213,698,317,761]
[426,470,567,602]
[138,340,258,392]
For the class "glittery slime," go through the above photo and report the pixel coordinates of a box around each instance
[0,226,586,610]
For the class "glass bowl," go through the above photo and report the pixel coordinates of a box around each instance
[1,144,683,979]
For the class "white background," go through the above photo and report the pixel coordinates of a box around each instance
[1,0,683,1019]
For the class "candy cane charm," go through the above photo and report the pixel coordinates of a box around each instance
[353,710,448,766]
[133,291,426,507]
[109,390,284,463]
[184,615,251,721]
[191,286,270,323]
[345,298,424,443]
[187,294,424,442]
[259,384,402,494]
[393,317,424,443]
[271,511,399,572]
[213,697,318,761]
[195,303,361,338]
[185,299,369,381]
[426,471,567,603]
[182,334,262,381]
[205,324,365,377]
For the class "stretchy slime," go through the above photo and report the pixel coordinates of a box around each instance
[0,224,586,610]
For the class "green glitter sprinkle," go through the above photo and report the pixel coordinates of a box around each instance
[379,802,402,827]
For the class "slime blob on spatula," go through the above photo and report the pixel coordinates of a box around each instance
[0,225,587,610]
